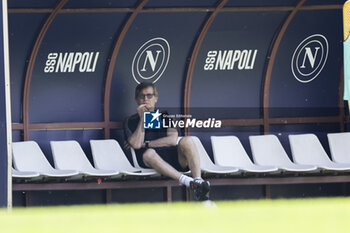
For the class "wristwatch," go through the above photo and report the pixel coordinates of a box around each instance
[145,141,150,148]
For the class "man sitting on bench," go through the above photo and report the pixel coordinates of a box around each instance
[124,82,210,201]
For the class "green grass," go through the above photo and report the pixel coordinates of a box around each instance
[1,197,350,233]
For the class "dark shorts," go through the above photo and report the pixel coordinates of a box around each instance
[135,146,188,172]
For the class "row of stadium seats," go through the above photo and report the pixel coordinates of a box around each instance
[12,140,158,180]
[11,132,350,181]
[212,133,350,174]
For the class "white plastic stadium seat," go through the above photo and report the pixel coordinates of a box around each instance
[50,140,121,178]
[211,135,279,173]
[12,168,42,180]
[190,136,241,175]
[327,132,350,164]
[90,139,158,177]
[12,141,81,179]
[289,134,350,171]
[249,135,318,172]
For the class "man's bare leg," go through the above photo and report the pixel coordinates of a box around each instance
[177,136,201,178]
[177,136,210,201]
[142,148,182,180]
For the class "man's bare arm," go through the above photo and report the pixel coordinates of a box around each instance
[126,104,147,149]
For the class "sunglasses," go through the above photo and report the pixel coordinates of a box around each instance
[138,93,155,99]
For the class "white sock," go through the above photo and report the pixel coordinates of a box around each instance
[194,177,203,182]
[179,174,194,187]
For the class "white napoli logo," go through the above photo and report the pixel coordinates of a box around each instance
[132,37,170,84]
[204,49,258,71]
[291,34,328,83]
[44,52,99,73]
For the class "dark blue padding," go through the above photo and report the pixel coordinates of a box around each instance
[110,12,208,121]
[63,0,139,8]
[8,0,57,8]
[8,13,48,123]
[27,12,128,123]
[190,11,288,116]
[191,126,262,162]
[12,130,22,142]
[269,123,341,159]
[110,129,133,165]
[145,0,218,8]
[269,10,342,116]
[304,0,345,6]
[225,0,296,7]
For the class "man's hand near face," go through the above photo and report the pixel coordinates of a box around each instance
[137,104,148,118]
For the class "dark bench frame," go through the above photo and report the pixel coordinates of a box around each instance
[13,173,350,206]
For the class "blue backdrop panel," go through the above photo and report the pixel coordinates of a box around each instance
[191,11,287,118]
[63,0,139,8]
[110,12,208,121]
[145,0,218,8]
[269,123,341,158]
[8,13,48,123]
[225,0,296,7]
[29,13,127,123]
[12,130,21,142]
[29,129,103,166]
[8,0,57,8]
[269,10,342,117]
[109,129,125,146]
[304,0,346,6]
[110,128,133,164]
[190,126,262,161]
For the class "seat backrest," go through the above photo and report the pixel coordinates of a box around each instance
[289,134,331,165]
[50,140,94,171]
[90,139,131,170]
[130,148,141,168]
[327,132,350,163]
[190,136,215,167]
[211,135,253,167]
[12,141,53,172]
[249,135,293,166]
